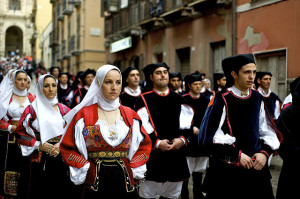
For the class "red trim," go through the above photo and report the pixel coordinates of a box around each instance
[180,136,187,146]
[208,96,215,107]
[259,150,270,158]
[143,90,154,95]
[221,92,234,144]
[188,93,200,99]
[140,94,157,136]
[237,150,242,166]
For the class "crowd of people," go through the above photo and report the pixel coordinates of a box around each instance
[0,53,298,199]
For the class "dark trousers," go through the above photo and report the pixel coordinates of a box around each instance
[181,172,205,199]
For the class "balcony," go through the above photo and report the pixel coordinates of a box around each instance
[49,31,59,47]
[62,0,73,15]
[68,0,81,7]
[104,0,224,38]
[71,34,81,56]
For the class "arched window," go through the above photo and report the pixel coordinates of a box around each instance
[9,0,21,11]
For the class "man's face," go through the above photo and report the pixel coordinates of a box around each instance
[150,67,169,89]
[59,74,69,85]
[169,77,181,90]
[189,81,202,95]
[85,74,95,86]
[126,70,140,88]
[258,75,271,90]
[217,77,226,88]
[232,63,256,91]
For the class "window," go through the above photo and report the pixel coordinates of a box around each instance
[211,40,226,73]
[9,0,21,10]
[255,50,287,100]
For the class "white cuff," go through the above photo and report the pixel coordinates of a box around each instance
[70,163,90,185]
[156,140,162,149]
[7,125,12,133]
[132,164,147,180]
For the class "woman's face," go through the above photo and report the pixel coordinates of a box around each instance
[43,77,57,100]
[15,72,28,91]
[101,70,121,101]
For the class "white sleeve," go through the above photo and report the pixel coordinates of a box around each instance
[128,119,147,180]
[20,141,40,156]
[274,100,281,120]
[19,115,39,156]
[213,106,236,145]
[69,118,90,185]
[259,102,280,150]
[137,107,154,134]
[180,104,194,130]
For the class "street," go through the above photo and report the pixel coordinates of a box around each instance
[182,156,283,199]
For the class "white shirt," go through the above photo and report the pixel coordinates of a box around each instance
[212,86,280,151]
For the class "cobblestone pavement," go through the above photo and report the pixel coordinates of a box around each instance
[180,156,283,199]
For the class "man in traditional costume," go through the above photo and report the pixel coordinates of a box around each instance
[213,72,226,93]
[256,71,282,123]
[135,63,193,199]
[199,54,280,199]
[181,73,209,199]
[119,67,141,110]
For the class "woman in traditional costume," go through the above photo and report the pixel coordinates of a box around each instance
[0,69,35,198]
[60,65,151,199]
[16,74,74,199]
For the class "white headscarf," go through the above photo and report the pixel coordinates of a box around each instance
[32,74,64,144]
[63,65,121,132]
[0,69,27,119]
[12,71,28,97]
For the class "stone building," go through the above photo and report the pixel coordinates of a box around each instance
[103,0,300,100]
[50,0,106,73]
[0,0,34,57]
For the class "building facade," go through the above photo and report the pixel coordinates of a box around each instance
[50,0,106,73]
[103,0,300,100]
[33,0,52,64]
[40,21,53,69]
[0,0,34,57]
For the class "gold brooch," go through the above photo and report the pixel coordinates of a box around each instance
[241,92,248,96]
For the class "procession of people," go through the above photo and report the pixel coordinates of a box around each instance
[0,53,296,199]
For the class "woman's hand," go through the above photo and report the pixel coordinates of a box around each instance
[50,143,60,157]
[10,125,16,133]
[39,142,53,154]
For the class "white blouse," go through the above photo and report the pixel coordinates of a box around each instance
[69,117,146,185]
[3,97,30,132]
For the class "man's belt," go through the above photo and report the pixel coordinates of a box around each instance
[88,151,127,159]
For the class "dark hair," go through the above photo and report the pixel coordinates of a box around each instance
[15,70,27,77]
[80,69,96,85]
[49,66,61,74]
[58,72,69,79]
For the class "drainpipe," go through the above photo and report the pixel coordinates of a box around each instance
[232,0,236,55]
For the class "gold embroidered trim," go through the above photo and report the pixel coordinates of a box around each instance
[4,171,20,196]
[47,137,61,143]
[88,151,127,159]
